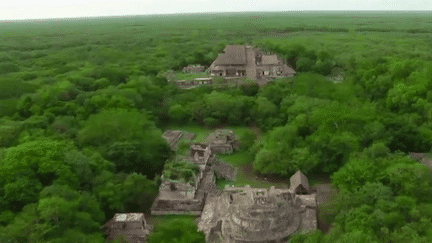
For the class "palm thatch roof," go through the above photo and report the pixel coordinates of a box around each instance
[289,170,311,194]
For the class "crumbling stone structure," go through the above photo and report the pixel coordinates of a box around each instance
[102,213,152,243]
[207,45,296,86]
[199,183,318,243]
[189,143,213,169]
[183,64,205,73]
[151,129,240,216]
[212,157,238,181]
[203,129,239,154]
[162,130,195,151]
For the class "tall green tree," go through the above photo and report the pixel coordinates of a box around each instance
[77,108,170,179]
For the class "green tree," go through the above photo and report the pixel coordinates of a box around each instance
[331,143,390,192]
[296,57,315,72]
[288,230,324,243]
[308,131,360,173]
[312,59,333,76]
[122,173,158,213]
[0,140,79,211]
[239,129,256,151]
[383,161,432,200]
[239,80,260,96]
[148,218,205,243]
[168,104,190,124]
[252,96,278,130]
[77,108,170,178]
[334,230,379,243]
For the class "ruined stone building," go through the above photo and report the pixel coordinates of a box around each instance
[183,64,206,73]
[207,45,296,85]
[198,183,318,243]
[162,130,195,151]
[202,129,240,154]
[151,130,238,216]
[153,130,318,243]
[102,213,152,243]
[189,143,213,169]
[106,128,318,242]
[150,153,209,215]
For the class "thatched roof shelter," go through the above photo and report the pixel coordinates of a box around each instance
[289,170,311,195]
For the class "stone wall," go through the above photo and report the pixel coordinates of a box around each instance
[151,210,203,216]
[177,77,244,89]
[162,130,183,151]
[150,197,206,216]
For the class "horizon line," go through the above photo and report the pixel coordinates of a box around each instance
[1,10,431,23]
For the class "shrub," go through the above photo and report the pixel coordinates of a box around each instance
[0,63,20,74]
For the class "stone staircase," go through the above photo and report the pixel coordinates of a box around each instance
[195,169,224,199]
[206,183,223,197]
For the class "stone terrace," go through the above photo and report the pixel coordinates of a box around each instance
[211,158,238,182]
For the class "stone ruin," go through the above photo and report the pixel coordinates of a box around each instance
[151,130,239,216]
[162,130,195,151]
[211,157,238,182]
[188,143,213,169]
[198,174,318,243]
[183,64,206,73]
[102,213,152,243]
[109,128,318,242]
[150,156,208,216]
[202,129,240,154]
[154,131,318,242]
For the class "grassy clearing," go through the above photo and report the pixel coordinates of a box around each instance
[218,150,253,166]
[216,163,290,189]
[229,126,255,137]
[217,149,290,189]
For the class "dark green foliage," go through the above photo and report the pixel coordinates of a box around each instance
[163,160,200,184]
[148,218,205,243]
[0,119,23,147]
[381,116,432,153]
[239,129,256,151]
[168,104,190,124]
[89,66,128,86]
[0,63,20,74]
[0,77,38,100]
[1,12,432,243]
[239,80,260,96]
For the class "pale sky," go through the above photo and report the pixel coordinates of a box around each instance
[1,0,431,21]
